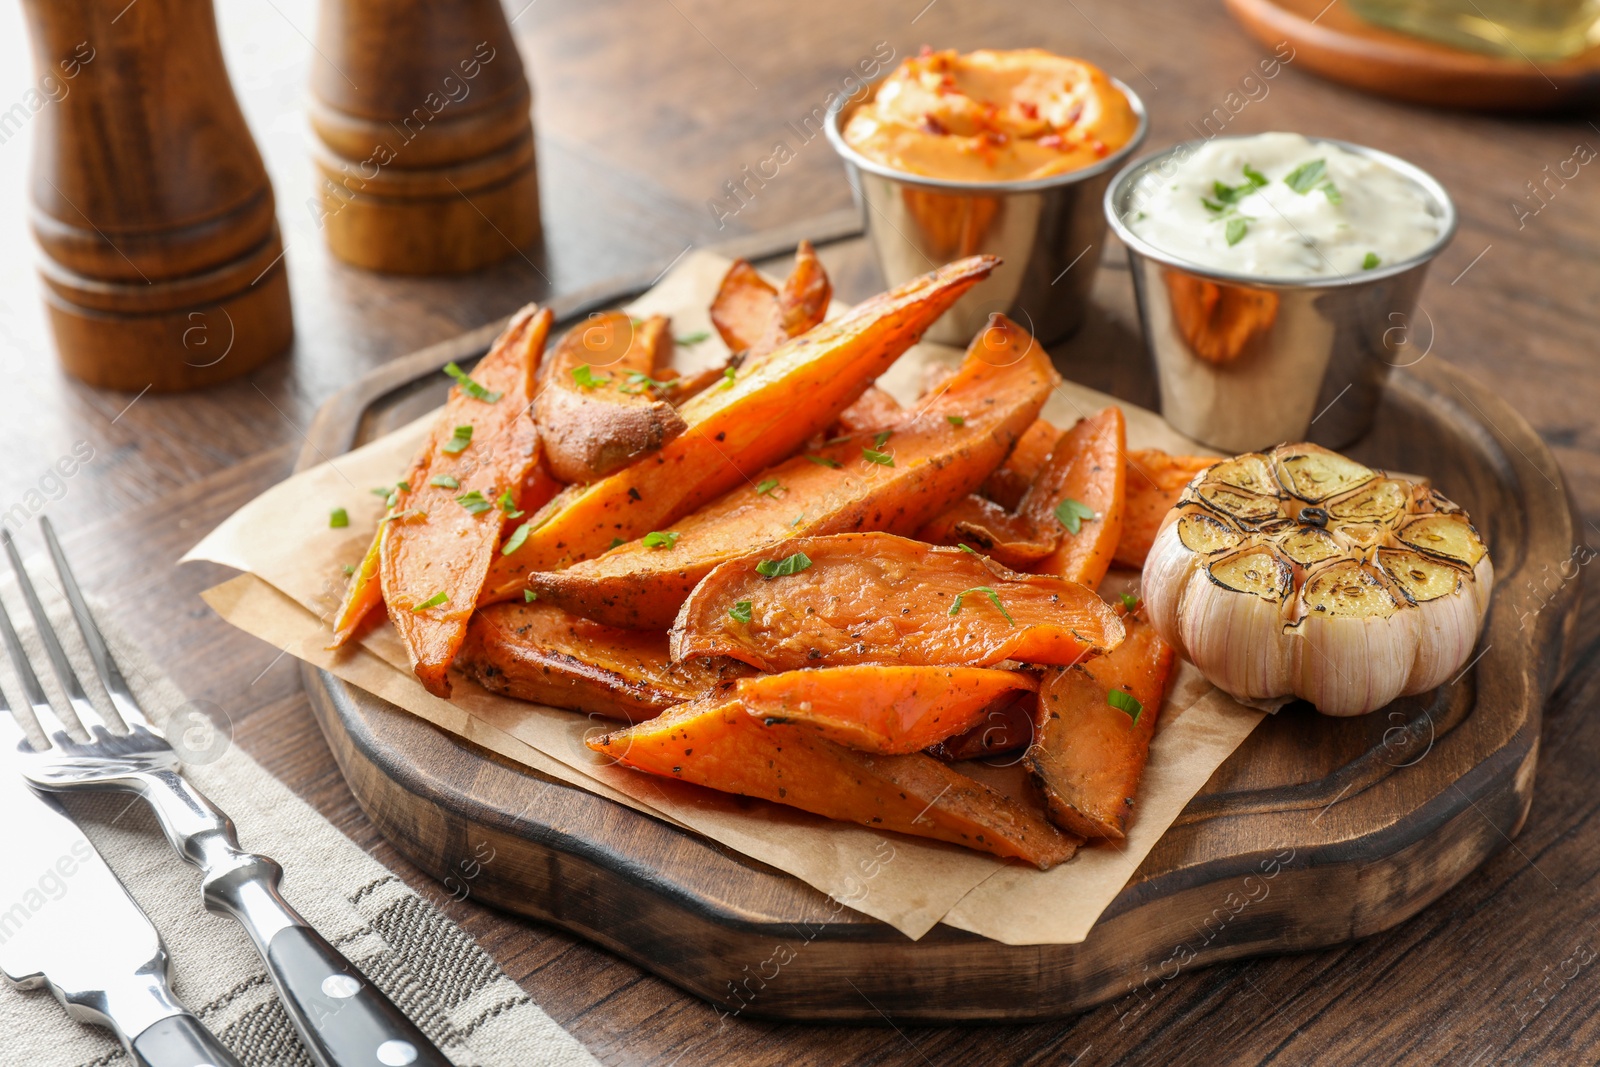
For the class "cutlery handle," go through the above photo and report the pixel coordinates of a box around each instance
[266,925,452,1067]
[132,769,452,1067]
[131,1013,244,1067]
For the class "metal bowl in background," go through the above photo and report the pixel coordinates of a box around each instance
[1105,137,1458,454]
[825,78,1148,347]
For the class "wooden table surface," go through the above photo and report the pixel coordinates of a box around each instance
[2,1,1597,1064]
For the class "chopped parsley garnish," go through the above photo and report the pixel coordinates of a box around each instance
[946,414,966,427]
[676,331,711,346]
[825,434,853,446]
[370,486,392,498]
[444,361,503,402]
[1242,163,1269,187]
[1120,592,1141,611]
[620,371,672,395]
[1284,159,1327,195]
[342,564,355,576]
[948,586,1015,626]
[610,537,626,548]
[720,366,737,389]
[329,507,349,528]
[412,591,449,612]
[497,488,523,517]
[958,543,979,555]
[442,425,473,454]
[380,508,427,524]
[643,530,679,549]
[429,474,459,489]
[872,430,894,450]
[862,448,895,467]
[729,600,753,623]
[1054,497,1095,534]
[790,512,806,528]
[804,454,842,469]
[456,490,493,515]
[1362,252,1381,270]
[1225,217,1249,246]
[755,551,812,578]
[501,520,534,555]
[1108,688,1143,724]
[754,477,781,496]
[525,589,538,602]
[1201,196,1225,214]
[571,364,610,389]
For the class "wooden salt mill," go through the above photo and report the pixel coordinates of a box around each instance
[21,0,294,392]
[309,0,540,274]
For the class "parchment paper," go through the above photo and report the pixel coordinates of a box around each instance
[185,251,1266,943]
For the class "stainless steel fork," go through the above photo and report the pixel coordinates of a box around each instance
[0,519,452,1067]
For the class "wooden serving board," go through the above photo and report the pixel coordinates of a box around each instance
[296,221,1579,1022]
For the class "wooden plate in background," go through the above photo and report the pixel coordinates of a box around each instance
[1227,0,1600,111]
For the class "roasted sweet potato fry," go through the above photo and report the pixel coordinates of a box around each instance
[529,316,1055,629]
[830,386,903,436]
[1026,613,1174,840]
[330,523,385,647]
[588,697,1081,868]
[748,239,831,367]
[1022,407,1127,587]
[670,532,1124,671]
[536,312,687,483]
[483,256,1000,600]
[928,690,1038,762]
[709,259,777,353]
[1113,449,1216,569]
[380,306,552,696]
[914,494,1055,567]
[981,417,1059,511]
[455,602,748,722]
[735,665,1037,754]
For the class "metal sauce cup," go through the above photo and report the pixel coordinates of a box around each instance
[825,77,1148,346]
[1105,137,1458,453]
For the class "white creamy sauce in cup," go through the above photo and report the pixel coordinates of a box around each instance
[1125,132,1441,278]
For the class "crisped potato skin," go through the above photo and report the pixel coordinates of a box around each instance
[670,532,1124,672]
[456,602,747,722]
[588,697,1081,869]
[1026,613,1174,840]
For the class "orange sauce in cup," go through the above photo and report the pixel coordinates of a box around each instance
[842,48,1138,183]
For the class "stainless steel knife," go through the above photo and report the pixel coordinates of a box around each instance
[0,770,242,1067]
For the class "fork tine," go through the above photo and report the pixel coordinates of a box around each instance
[39,518,146,729]
[0,581,73,743]
[0,527,106,735]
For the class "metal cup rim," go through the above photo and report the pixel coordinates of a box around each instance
[1103,135,1459,289]
[823,71,1150,195]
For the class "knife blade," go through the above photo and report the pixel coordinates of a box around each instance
[0,770,241,1067]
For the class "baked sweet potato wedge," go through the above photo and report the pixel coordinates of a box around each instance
[528,315,1055,629]
[330,520,385,647]
[735,665,1037,754]
[709,259,777,353]
[1022,407,1127,587]
[1026,612,1174,840]
[379,306,552,696]
[670,532,1124,671]
[831,386,903,436]
[588,697,1081,868]
[455,602,748,722]
[914,494,1055,567]
[980,417,1059,511]
[928,689,1038,762]
[536,312,687,483]
[482,255,1000,600]
[1113,449,1216,569]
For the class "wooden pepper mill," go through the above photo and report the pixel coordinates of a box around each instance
[309,0,540,274]
[20,0,294,392]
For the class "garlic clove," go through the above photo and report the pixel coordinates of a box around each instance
[1274,444,1376,503]
[1183,545,1296,699]
[1378,548,1479,693]
[1397,513,1488,569]
[1207,452,1278,497]
[1292,560,1417,716]
[1192,482,1282,525]
[1328,477,1410,527]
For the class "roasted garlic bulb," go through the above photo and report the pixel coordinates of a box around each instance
[1142,443,1493,717]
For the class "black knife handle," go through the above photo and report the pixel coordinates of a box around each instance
[130,1013,243,1067]
[265,925,452,1067]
